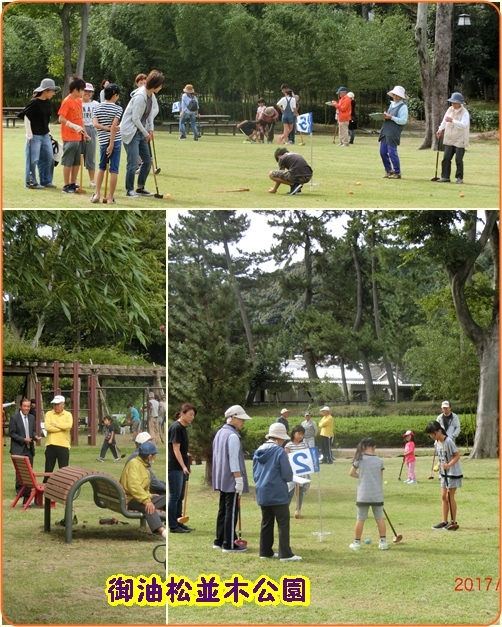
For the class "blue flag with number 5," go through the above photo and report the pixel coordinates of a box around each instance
[296,112,313,134]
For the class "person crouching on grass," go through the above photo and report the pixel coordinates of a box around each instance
[253,423,302,561]
[425,420,463,531]
[58,76,90,193]
[349,436,388,551]
[268,147,312,195]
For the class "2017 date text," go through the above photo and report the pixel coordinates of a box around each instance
[454,578,500,592]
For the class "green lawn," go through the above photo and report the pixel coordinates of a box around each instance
[168,454,499,625]
[2,433,166,625]
[2,126,498,208]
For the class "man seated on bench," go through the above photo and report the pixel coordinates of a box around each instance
[120,441,166,539]
[125,432,166,495]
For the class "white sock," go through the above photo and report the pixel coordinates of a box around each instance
[161,529,167,539]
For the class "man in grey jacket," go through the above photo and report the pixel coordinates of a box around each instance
[121,69,164,198]
[437,401,461,441]
[212,405,251,553]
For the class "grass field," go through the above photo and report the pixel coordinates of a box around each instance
[2,433,166,625]
[168,454,500,625]
[2,126,499,209]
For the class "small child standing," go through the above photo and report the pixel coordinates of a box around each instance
[349,436,388,551]
[91,83,122,204]
[425,420,463,530]
[403,429,417,484]
[285,425,310,519]
[97,415,122,462]
[58,76,89,193]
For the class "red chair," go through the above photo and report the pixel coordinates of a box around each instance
[10,455,54,510]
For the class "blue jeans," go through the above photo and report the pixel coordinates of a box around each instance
[180,112,198,139]
[379,141,401,174]
[25,134,54,186]
[123,132,151,192]
[168,470,187,530]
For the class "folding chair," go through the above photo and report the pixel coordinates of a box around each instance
[10,455,54,510]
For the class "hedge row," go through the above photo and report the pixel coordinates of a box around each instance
[241,414,476,455]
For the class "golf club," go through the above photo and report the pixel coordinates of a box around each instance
[295,484,301,518]
[398,456,405,481]
[76,135,87,194]
[428,449,436,480]
[444,473,459,530]
[148,141,165,199]
[102,160,109,204]
[177,476,189,524]
[235,495,247,547]
[383,508,403,543]
[151,134,161,174]
[213,188,250,193]
[431,136,443,181]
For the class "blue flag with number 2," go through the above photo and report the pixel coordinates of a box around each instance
[296,112,313,134]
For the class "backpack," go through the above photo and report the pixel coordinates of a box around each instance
[187,97,198,112]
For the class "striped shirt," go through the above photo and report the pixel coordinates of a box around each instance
[93,102,123,145]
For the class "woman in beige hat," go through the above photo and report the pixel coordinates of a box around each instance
[179,84,199,141]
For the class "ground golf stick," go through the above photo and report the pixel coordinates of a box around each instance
[102,161,109,204]
[431,150,440,181]
[213,188,250,193]
[148,142,164,198]
[444,472,459,530]
[295,484,301,518]
[383,508,403,543]
[428,449,436,480]
[76,135,87,194]
[235,495,247,546]
[151,135,161,174]
[177,477,189,524]
[398,456,405,481]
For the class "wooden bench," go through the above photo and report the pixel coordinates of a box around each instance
[199,123,237,136]
[3,107,23,127]
[44,465,164,543]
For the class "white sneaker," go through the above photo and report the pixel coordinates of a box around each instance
[280,555,302,562]
[260,553,278,559]
[378,540,389,550]
[349,542,361,552]
[407,480,417,484]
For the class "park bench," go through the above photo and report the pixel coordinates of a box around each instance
[10,455,54,510]
[3,107,23,127]
[44,465,164,543]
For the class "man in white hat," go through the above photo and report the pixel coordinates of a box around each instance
[379,85,408,179]
[437,401,461,441]
[212,405,251,552]
[44,395,73,479]
[319,406,334,464]
[276,408,290,434]
[301,411,318,449]
[253,423,302,561]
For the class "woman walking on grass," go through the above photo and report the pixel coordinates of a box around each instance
[349,436,388,551]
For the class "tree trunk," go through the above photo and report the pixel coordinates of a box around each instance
[470,321,499,458]
[340,357,350,404]
[303,230,318,380]
[415,3,453,150]
[75,3,91,78]
[61,4,73,95]
[360,356,376,402]
[31,313,46,349]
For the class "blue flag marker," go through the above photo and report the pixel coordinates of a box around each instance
[296,112,313,134]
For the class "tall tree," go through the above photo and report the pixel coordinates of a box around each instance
[391,210,499,458]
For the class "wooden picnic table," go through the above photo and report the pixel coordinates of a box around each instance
[3,106,24,127]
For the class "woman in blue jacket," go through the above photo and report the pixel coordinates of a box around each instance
[253,423,302,562]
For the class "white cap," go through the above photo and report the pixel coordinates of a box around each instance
[441,400,451,408]
[135,432,152,444]
[347,92,355,99]
[265,423,290,441]
[320,406,330,412]
[84,82,94,91]
[51,395,65,404]
[224,405,252,420]
[387,85,407,99]
[280,408,289,414]
[304,411,311,416]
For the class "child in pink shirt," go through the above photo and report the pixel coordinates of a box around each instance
[403,430,417,484]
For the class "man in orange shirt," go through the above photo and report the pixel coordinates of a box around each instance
[58,77,89,193]
[332,86,352,147]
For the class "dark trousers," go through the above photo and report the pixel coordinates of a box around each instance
[441,145,465,180]
[44,445,70,481]
[214,491,238,549]
[128,494,166,533]
[168,470,187,530]
[320,436,333,463]
[99,439,120,460]
[14,452,34,501]
[260,503,293,559]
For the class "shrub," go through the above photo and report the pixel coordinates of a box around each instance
[468,107,499,132]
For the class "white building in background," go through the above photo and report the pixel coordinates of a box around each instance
[255,355,421,405]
